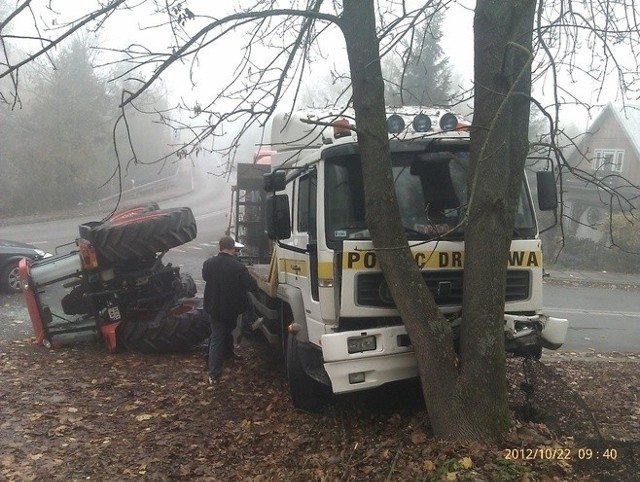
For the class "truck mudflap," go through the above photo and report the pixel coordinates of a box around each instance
[321,326,418,394]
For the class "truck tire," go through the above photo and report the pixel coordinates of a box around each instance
[115,302,209,353]
[84,207,197,264]
[286,334,330,412]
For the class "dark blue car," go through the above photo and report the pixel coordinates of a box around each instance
[0,240,52,293]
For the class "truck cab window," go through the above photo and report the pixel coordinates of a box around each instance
[297,171,317,240]
[325,149,537,245]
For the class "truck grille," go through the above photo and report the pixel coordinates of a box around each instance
[356,270,530,307]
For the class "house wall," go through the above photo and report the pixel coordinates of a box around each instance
[561,107,639,246]
[586,115,640,185]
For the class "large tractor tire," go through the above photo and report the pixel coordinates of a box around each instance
[108,202,160,222]
[115,301,210,353]
[83,207,197,264]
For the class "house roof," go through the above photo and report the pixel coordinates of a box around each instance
[589,103,640,160]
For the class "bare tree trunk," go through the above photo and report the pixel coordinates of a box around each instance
[459,0,537,436]
[341,0,476,440]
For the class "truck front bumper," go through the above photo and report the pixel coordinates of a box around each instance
[321,314,569,394]
[321,325,417,394]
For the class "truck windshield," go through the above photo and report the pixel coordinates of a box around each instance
[325,149,536,245]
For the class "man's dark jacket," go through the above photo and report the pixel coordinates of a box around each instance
[202,252,258,318]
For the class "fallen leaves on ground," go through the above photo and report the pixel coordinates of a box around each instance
[0,338,637,481]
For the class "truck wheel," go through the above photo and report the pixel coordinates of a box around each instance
[84,207,197,264]
[286,334,329,412]
[115,303,209,353]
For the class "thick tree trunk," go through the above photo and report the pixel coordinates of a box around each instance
[339,0,536,441]
[460,0,537,436]
[340,0,470,440]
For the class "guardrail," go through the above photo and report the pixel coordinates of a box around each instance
[97,168,189,204]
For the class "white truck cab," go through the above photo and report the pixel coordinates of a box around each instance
[240,107,568,411]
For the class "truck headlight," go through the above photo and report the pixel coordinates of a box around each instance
[347,335,376,354]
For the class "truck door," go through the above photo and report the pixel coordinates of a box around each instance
[285,171,323,342]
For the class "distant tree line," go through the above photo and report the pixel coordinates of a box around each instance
[0,37,175,216]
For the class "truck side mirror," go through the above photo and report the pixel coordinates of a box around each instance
[263,171,287,192]
[266,194,291,239]
[536,171,558,211]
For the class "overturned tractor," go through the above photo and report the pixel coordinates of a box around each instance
[19,203,209,352]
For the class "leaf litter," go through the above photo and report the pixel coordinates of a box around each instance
[0,338,638,481]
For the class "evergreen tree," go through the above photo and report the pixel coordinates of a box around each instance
[18,37,115,210]
[384,11,453,106]
[0,36,175,215]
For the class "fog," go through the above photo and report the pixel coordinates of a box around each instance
[1,1,638,220]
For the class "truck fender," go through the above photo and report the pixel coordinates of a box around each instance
[277,284,310,343]
[540,315,569,349]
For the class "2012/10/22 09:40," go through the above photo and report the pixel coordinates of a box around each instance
[503,447,618,460]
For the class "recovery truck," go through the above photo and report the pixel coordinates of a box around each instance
[238,107,569,411]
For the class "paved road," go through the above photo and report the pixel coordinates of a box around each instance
[543,284,640,353]
[0,168,231,254]
[1,177,638,354]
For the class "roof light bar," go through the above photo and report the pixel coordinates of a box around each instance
[412,113,432,132]
[439,113,458,131]
[386,114,405,134]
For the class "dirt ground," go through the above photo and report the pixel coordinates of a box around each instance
[1,331,638,482]
[1,271,638,481]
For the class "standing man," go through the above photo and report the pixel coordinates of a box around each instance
[202,235,259,384]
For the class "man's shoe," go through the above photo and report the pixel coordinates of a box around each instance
[251,317,264,331]
[208,375,217,385]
